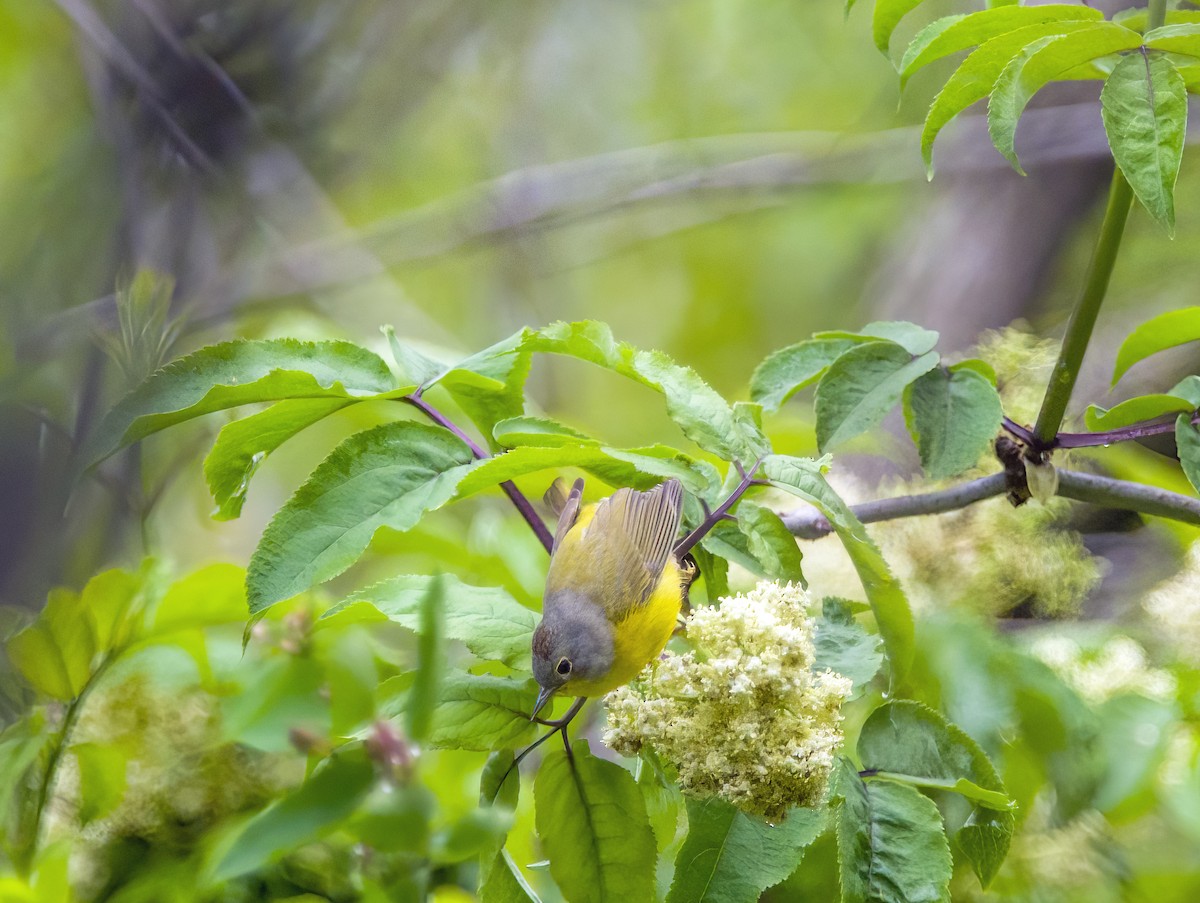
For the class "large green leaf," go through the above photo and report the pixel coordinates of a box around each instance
[921,20,1100,172]
[1085,394,1195,431]
[873,0,927,55]
[750,338,856,413]
[480,849,543,903]
[329,574,538,671]
[432,329,534,444]
[534,740,656,903]
[815,341,939,452]
[836,762,953,903]
[1144,22,1200,57]
[664,797,823,903]
[381,673,537,751]
[246,422,476,614]
[812,321,939,355]
[493,415,594,448]
[858,701,1014,886]
[988,24,1142,172]
[1102,51,1188,235]
[762,456,914,684]
[736,501,805,583]
[213,750,376,881]
[203,398,352,520]
[813,598,883,700]
[1177,414,1200,493]
[904,366,1002,479]
[1112,307,1200,384]
[900,5,1104,85]
[530,321,770,463]
[83,339,396,467]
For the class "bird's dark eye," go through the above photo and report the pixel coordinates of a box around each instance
[556,658,572,675]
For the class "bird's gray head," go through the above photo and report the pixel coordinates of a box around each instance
[530,595,614,716]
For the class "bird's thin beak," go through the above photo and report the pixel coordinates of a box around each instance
[531,686,555,721]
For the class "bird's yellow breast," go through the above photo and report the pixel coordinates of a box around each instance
[566,559,684,698]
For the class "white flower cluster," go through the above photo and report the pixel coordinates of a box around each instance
[1029,634,1176,705]
[603,582,852,822]
[1145,542,1200,663]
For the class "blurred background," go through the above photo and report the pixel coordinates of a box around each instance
[5,0,1198,609]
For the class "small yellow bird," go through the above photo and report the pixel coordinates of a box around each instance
[530,477,691,720]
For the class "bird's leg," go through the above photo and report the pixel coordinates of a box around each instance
[533,696,587,729]
[497,697,589,788]
[674,458,766,559]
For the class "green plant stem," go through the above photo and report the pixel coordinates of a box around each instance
[1032,170,1134,446]
[1148,0,1168,32]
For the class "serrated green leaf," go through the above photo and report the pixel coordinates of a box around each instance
[1102,51,1188,234]
[83,339,396,468]
[493,416,594,448]
[384,325,447,386]
[72,742,127,825]
[813,598,882,700]
[900,5,1103,85]
[246,422,476,614]
[921,20,1100,172]
[534,740,656,903]
[433,329,535,444]
[750,339,858,412]
[665,796,823,903]
[813,321,939,355]
[330,574,538,671]
[858,701,1014,886]
[406,575,445,743]
[1085,394,1194,431]
[904,366,1002,479]
[1177,414,1200,493]
[530,321,770,463]
[1113,308,1200,384]
[989,25,1141,173]
[948,358,997,384]
[481,849,543,903]
[382,673,537,751]
[736,501,804,583]
[873,0,927,55]
[204,398,352,520]
[815,342,939,452]
[1172,375,1200,407]
[836,761,952,903]
[762,455,914,685]
[213,750,375,881]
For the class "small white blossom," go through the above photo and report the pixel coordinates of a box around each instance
[603,581,852,821]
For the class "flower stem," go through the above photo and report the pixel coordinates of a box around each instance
[1032,169,1134,446]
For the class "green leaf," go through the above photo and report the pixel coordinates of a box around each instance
[904,366,1002,479]
[530,321,770,463]
[1177,414,1200,493]
[664,796,823,903]
[762,455,914,685]
[1145,22,1200,57]
[1103,51,1188,234]
[1113,308,1200,384]
[736,501,805,583]
[382,673,537,751]
[329,574,538,671]
[433,329,534,443]
[815,342,939,452]
[481,849,543,903]
[858,701,1014,886]
[384,325,447,386]
[866,773,1011,810]
[813,598,883,700]
[873,0,927,55]
[921,20,1100,173]
[481,750,521,810]
[83,339,396,468]
[1170,375,1200,407]
[406,575,446,744]
[534,740,656,903]
[750,339,857,412]
[213,750,375,881]
[493,416,594,448]
[246,421,476,614]
[72,742,127,825]
[900,5,1104,85]
[1085,394,1195,431]
[637,753,683,853]
[989,25,1141,173]
[836,762,953,903]
[812,321,939,355]
[203,398,352,520]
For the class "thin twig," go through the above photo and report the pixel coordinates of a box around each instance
[401,394,555,553]
[674,459,764,558]
[1005,414,1198,452]
[780,469,1200,538]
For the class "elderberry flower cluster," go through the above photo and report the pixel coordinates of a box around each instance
[603,581,852,822]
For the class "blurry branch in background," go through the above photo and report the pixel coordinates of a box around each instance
[781,468,1200,540]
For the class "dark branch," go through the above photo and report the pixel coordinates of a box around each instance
[674,460,763,559]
